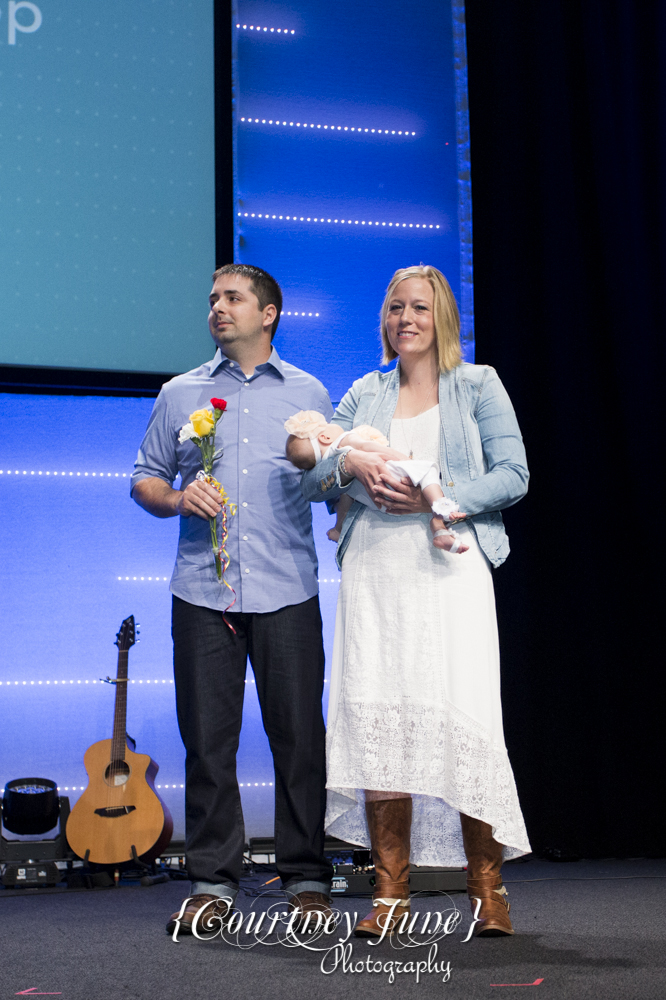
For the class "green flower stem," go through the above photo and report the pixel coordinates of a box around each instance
[195,421,225,582]
[210,515,222,580]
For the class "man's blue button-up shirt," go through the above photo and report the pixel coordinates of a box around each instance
[131,347,333,614]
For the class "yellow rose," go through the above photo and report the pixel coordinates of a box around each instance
[189,408,215,437]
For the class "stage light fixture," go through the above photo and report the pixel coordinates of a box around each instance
[2,778,60,835]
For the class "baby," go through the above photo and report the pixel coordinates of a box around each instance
[284,410,468,553]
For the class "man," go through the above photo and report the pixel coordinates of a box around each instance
[131,264,334,933]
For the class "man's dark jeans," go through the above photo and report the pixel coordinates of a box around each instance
[172,594,333,894]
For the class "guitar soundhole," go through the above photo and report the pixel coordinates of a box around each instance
[104,760,130,786]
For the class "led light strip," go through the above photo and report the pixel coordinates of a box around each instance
[154,782,273,789]
[281,310,320,317]
[118,576,170,582]
[116,575,338,582]
[0,679,270,686]
[0,679,174,686]
[236,24,295,34]
[0,678,328,686]
[240,117,416,137]
[1,781,273,791]
[238,212,441,230]
[0,470,128,477]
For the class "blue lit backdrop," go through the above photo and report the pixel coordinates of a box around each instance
[0,395,339,838]
[234,0,473,401]
[0,1,471,841]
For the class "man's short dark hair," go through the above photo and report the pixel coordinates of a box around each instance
[211,264,283,340]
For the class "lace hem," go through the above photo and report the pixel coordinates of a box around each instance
[325,698,531,863]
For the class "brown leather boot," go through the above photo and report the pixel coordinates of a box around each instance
[166,893,234,936]
[354,797,412,938]
[288,891,333,933]
[460,813,514,936]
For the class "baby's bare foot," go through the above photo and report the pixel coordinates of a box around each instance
[430,515,468,553]
[327,527,341,542]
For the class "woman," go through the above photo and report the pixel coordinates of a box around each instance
[301,265,531,938]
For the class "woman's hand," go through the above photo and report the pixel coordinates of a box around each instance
[342,450,390,508]
[374,472,432,514]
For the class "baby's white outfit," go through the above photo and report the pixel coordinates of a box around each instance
[323,434,459,520]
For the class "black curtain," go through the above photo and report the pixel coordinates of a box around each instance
[465,0,666,857]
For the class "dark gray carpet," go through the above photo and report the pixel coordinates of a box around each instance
[3,858,665,999]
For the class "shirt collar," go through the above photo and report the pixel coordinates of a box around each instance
[207,346,285,379]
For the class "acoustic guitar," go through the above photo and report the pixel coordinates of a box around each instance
[66,615,173,865]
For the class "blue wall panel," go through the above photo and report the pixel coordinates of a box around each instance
[234,0,473,402]
[0,393,339,838]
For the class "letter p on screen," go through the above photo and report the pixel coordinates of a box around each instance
[8,2,43,45]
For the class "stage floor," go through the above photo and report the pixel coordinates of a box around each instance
[3,857,665,998]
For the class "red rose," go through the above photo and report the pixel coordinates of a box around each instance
[210,398,227,412]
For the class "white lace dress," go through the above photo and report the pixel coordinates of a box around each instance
[325,406,531,864]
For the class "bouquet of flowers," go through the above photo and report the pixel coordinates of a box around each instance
[179,399,237,596]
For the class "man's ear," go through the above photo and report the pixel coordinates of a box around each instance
[262,303,277,332]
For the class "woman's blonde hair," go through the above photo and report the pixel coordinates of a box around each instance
[380,265,461,372]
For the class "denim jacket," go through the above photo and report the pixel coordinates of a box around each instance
[300,363,528,569]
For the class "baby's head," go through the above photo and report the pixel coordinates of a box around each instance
[284,410,344,469]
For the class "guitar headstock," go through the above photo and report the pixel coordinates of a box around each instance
[115,615,137,651]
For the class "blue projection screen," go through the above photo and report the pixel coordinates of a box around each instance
[0,0,215,374]
[234,0,473,402]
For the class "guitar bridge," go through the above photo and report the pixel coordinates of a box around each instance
[94,806,136,818]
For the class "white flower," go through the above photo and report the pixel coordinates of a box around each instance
[178,422,198,444]
[284,410,327,439]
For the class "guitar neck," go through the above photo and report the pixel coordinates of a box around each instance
[110,649,129,760]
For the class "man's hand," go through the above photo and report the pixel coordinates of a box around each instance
[176,479,222,519]
[132,477,221,520]
[374,472,432,515]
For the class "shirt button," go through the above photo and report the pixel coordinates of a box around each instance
[229,362,234,367]
[242,535,248,540]
[244,408,249,413]
[244,382,250,386]
[244,568,250,574]
[243,438,248,443]
[448,481,454,487]
[242,501,248,507]
[242,469,248,474]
